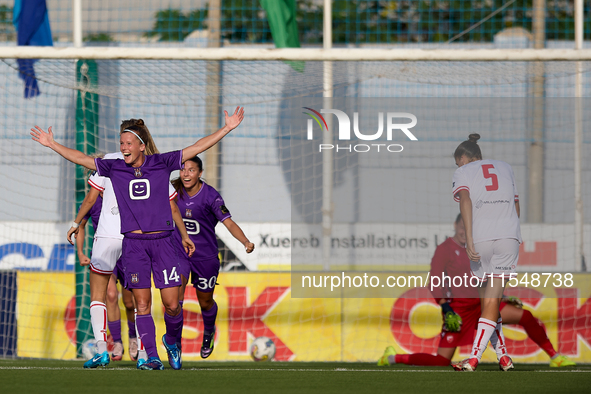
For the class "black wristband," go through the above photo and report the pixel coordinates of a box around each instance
[441,302,454,315]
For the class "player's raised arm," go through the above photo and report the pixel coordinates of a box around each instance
[31,126,96,170]
[181,107,245,163]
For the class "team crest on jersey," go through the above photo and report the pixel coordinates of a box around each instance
[185,209,192,218]
[220,205,229,214]
[131,273,139,284]
[134,168,142,178]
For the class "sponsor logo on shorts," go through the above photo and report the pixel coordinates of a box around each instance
[185,209,192,218]
[131,273,139,284]
[447,335,454,343]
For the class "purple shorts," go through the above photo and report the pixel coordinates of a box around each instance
[177,248,191,283]
[112,257,125,284]
[121,231,182,290]
[186,255,221,293]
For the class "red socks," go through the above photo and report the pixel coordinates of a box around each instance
[395,353,450,366]
[519,309,557,358]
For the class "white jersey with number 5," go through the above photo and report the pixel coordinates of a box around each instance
[452,159,521,244]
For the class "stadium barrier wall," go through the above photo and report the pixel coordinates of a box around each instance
[13,271,591,363]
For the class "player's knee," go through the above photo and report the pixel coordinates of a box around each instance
[164,304,181,316]
[199,297,214,311]
[106,288,118,304]
[135,302,151,315]
[123,299,134,311]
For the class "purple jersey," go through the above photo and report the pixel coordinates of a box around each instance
[174,182,231,260]
[95,151,182,234]
[82,195,103,232]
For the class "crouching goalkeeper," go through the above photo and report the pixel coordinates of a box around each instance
[378,214,575,368]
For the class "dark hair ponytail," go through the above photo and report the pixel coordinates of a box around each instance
[454,133,482,160]
[172,156,204,199]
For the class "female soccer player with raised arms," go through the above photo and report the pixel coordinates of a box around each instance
[31,107,245,370]
[450,133,521,372]
[170,156,255,358]
[67,139,179,367]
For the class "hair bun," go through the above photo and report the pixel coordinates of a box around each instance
[135,119,145,126]
[468,133,480,143]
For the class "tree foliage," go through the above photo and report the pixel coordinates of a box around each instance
[146,0,588,43]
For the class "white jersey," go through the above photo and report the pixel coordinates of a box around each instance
[88,152,124,239]
[452,159,521,244]
[88,152,178,239]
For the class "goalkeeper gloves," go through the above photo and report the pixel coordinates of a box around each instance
[502,295,523,308]
[441,302,462,332]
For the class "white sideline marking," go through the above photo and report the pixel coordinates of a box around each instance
[0,366,589,372]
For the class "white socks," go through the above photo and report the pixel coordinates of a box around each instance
[90,301,108,354]
[488,318,508,360]
[470,317,497,361]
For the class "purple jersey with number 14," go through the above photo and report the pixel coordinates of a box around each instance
[94,151,182,234]
[174,182,231,260]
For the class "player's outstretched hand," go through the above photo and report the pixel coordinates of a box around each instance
[444,312,463,332]
[245,242,255,253]
[224,107,245,131]
[183,237,195,258]
[67,226,79,245]
[31,126,54,147]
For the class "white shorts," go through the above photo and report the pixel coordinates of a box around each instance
[89,237,123,275]
[470,238,519,282]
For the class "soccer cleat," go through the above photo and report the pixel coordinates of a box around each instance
[201,327,216,359]
[111,341,124,361]
[377,346,396,366]
[138,357,164,370]
[550,355,576,368]
[83,351,110,368]
[499,355,514,371]
[162,335,182,370]
[129,338,139,362]
[451,358,478,372]
[136,358,147,369]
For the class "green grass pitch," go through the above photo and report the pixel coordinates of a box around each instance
[1,359,590,394]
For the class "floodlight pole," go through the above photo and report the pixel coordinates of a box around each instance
[574,0,585,271]
[322,0,333,271]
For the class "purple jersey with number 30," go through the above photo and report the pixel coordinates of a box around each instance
[95,151,182,234]
[174,182,231,260]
